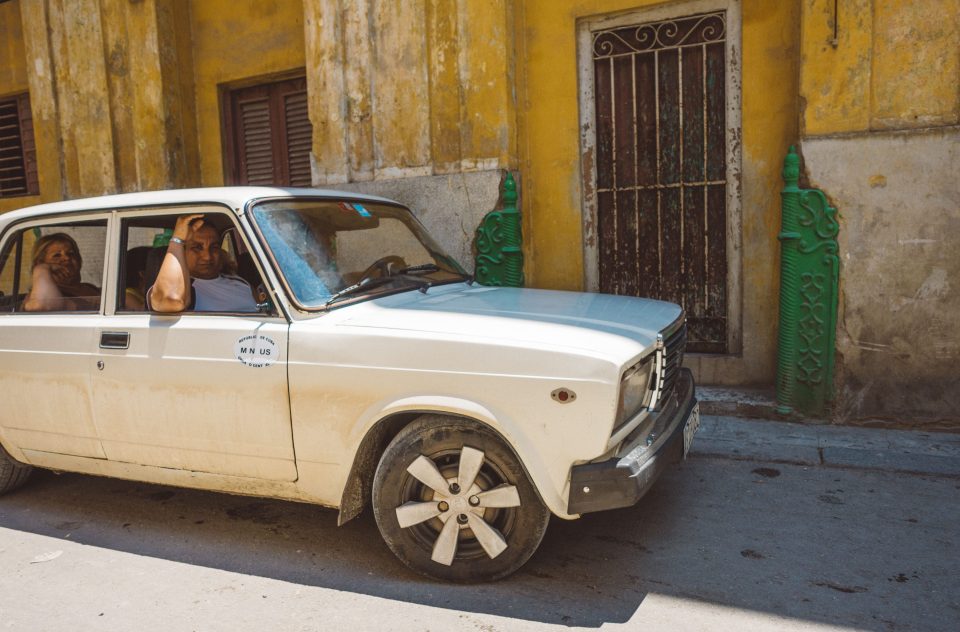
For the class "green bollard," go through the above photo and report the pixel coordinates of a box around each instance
[776,146,840,416]
[475,172,524,287]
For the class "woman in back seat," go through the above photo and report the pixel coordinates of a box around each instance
[23,233,100,312]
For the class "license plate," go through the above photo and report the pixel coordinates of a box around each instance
[683,402,701,457]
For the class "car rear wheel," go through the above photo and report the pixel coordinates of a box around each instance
[0,444,32,495]
[372,415,549,582]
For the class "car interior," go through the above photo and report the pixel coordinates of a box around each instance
[119,213,269,313]
[0,221,107,314]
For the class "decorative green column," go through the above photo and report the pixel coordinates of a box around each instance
[776,146,840,416]
[474,172,523,286]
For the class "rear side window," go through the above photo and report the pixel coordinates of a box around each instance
[0,220,107,313]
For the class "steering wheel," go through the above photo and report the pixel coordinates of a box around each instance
[358,255,407,283]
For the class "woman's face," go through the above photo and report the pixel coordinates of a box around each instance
[41,240,82,285]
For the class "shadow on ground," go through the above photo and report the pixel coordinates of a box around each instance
[0,456,956,629]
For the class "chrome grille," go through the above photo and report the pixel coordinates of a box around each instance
[651,318,687,411]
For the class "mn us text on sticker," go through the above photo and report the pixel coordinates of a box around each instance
[234,334,278,368]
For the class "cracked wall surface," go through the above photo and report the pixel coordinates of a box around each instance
[802,129,960,427]
[800,0,960,426]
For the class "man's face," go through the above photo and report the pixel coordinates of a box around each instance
[185,224,223,280]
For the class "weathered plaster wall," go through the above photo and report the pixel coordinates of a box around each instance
[801,0,960,135]
[802,130,960,427]
[301,0,517,272]
[330,170,503,271]
[800,0,960,426]
[517,0,800,385]
[190,0,306,186]
[0,0,37,215]
[0,1,27,97]
[14,0,199,203]
[303,0,516,184]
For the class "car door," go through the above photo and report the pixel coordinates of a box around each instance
[87,207,297,481]
[0,215,110,460]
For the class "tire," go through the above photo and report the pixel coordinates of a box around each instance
[372,415,550,582]
[0,444,32,495]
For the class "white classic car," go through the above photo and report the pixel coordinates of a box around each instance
[0,187,698,581]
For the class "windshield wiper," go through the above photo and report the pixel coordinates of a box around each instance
[324,273,436,307]
[324,276,399,307]
[401,262,474,285]
[398,263,439,275]
[325,261,475,306]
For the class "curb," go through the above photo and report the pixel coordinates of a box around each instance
[690,414,960,478]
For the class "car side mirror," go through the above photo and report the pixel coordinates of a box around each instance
[256,300,274,314]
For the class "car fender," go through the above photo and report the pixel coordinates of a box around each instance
[340,394,576,522]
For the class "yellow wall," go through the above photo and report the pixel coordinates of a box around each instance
[801,0,960,135]
[10,0,200,205]
[518,0,800,383]
[0,0,27,96]
[0,0,40,214]
[4,0,518,201]
[799,1,960,424]
[303,0,516,184]
[191,0,307,186]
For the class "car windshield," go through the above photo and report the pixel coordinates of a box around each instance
[250,199,469,309]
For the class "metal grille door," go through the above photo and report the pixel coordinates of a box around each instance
[593,12,727,353]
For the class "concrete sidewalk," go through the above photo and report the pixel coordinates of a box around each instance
[692,414,960,477]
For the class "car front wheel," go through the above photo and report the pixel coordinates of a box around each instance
[372,415,549,582]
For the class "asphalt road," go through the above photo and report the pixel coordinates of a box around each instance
[0,420,958,631]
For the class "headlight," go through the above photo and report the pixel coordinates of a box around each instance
[615,355,655,429]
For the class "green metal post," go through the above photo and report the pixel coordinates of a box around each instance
[776,147,802,414]
[475,172,524,287]
[776,146,840,416]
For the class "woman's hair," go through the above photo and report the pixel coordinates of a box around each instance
[31,232,83,270]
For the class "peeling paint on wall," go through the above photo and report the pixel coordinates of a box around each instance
[801,0,960,135]
[302,0,515,187]
[803,129,960,426]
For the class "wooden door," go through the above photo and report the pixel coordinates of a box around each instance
[592,12,727,353]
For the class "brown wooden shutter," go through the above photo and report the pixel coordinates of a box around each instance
[223,77,312,186]
[283,89,312,186]
[0,93,38,199]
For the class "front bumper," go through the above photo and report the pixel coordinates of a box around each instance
[567,368,697,515]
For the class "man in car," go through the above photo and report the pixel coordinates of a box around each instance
[148,214,258,313]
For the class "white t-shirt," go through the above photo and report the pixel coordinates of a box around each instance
[191,275,257,312]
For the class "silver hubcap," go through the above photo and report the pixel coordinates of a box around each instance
[394,446,521,566]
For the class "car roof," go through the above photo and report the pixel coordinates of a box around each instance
[0,186,401,231]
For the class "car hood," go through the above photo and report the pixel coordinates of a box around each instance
[333,285,683,360]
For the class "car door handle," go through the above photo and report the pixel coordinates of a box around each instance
[99,331,130,349]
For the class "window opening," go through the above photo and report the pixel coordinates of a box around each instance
[222,76,312,187]
[0,93,39,199]
[0,221,107,313]
[119,212,270,314]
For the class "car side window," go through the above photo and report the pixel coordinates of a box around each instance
[0,221,107,313]
[118,212,271,315]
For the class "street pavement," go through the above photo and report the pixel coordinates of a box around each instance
[0,415,957,632]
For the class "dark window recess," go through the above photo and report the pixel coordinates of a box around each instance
[0,93,39,199]
[593,12,728,353]
[223,77,313,187]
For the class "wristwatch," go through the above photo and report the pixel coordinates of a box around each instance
[169,236,185,245]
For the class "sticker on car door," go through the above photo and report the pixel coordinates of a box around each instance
[234,334,279,368]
